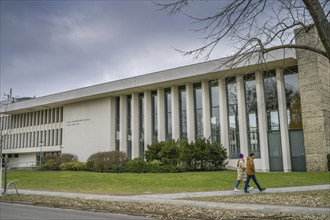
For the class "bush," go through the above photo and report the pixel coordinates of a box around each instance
[60,154,78,163]
[181,138,228,171]
[86,151,128,172]
[41,153,79,170]
[122,158,183,173]
[124,157,149,173]
[41,155,61,170]
[148,164,184,173]
[59,162,86,171]
[145,138,228,172]
[84,140,227,173]
[146,139,185,166]
[145,141,165,162]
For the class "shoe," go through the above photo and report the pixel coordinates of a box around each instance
[244,191,249,193]
[234,188,239,192]
[248,186,254,191]
[260,188,266,192]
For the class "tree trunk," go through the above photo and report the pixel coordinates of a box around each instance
[303,0,330,60]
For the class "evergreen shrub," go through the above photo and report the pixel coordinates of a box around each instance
[123,158,183,173]
[145,138,228,172]
[124,157,149,173]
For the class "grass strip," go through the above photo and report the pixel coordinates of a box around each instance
[2,170,329,195]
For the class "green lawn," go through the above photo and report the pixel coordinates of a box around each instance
[2,170,329,195]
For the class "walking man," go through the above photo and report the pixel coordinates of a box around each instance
[244,152,266,193]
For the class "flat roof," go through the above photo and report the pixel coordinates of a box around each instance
[1,49,296,114]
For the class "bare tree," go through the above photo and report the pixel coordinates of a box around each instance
[155,0,330,62]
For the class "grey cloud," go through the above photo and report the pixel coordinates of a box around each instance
[1,1,228,98]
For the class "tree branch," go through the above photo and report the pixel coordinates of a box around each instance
[302,0,330,59]
[262,43,329,58]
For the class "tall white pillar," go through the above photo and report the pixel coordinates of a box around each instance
[256,71,270,171]
[171,86,180,140]
[276,67,291,172]
[131,93,140,158]
[202,80,211,139]
[109,97,116,151]
[157,88,165,141]
[119,95,127,153]
[186,83,195,142]
[144,91,152,149]
[219,79,229,149]
[237,75,248,155]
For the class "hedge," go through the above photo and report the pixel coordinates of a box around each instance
[146,138,228,171]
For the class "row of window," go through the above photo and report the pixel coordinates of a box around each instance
[3,128,63,149]
[0,107,63,130]
[113,67,302,159]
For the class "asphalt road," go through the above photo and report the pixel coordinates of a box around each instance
[0,202,153,220]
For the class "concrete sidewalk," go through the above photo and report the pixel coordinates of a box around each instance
[5,184,330,216]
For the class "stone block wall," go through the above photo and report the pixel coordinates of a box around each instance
[295,28,330,171]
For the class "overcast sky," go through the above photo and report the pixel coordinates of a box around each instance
[1,0,232,99]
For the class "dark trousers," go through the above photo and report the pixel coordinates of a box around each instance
[244,175,262,192]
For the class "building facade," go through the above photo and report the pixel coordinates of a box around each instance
[1,32,329,172]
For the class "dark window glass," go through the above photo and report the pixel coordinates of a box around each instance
[244,74,260,158]
[226,77,240,158]
[139,93,145,157]
[52,108,56,123]
[264,70,280,131]
[151,91,158,143]
[127,95,132,159]
[59,129,63,145]
[115,97,120,151]
[56,108,60,123]
[165,88,172,140]
[194,83,203,138]
[60,107,63,122]
[44,110,48,124]
[209,81,220,143]
[179,86,187,139]
[284,66,302,129]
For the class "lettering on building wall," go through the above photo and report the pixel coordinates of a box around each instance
[66,118,91,127]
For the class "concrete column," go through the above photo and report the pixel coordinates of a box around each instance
[109,97,116,151]
[131,93,139,158]
[119,95,127,152]
[202,80,211,139]
[276,67,291,172]
[171,86,180,140]
[219,78,229,149]
[144,91,152,147]
[256,71,270,171]
[295,27,330,171]
[237,75,248,155]
[186,83,195,142]
[157,88,165,141]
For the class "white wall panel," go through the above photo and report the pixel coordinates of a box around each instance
[62,97,111,162]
